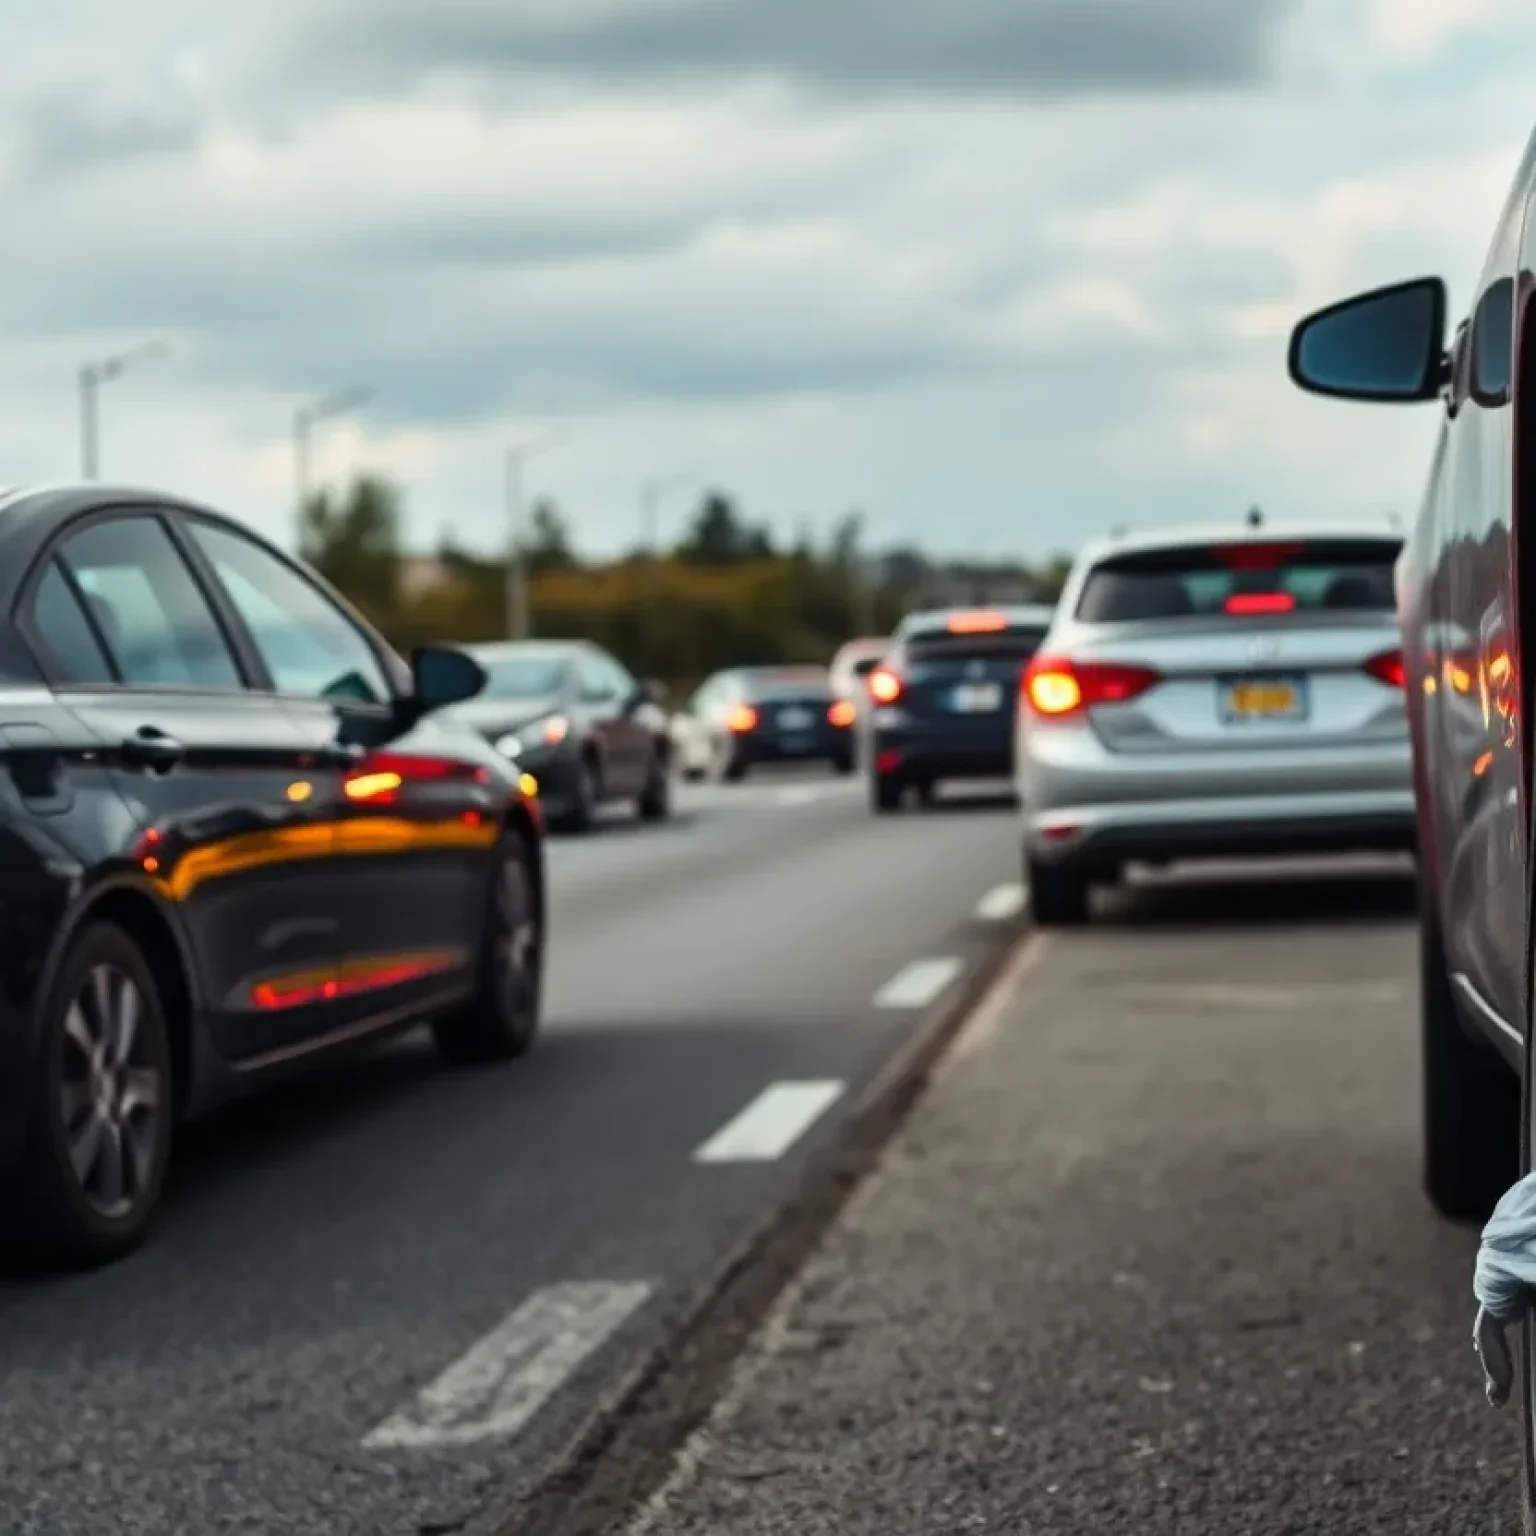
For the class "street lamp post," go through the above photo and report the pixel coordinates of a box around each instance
[292,384,373,514]
[504,428,568,640]
[78,338,170,479]
[638,470,695,661]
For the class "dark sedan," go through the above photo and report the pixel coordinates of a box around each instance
[677,666,856,781]
[456,640,671,831]
[865,605,1053,812]
[0,484,544,1264]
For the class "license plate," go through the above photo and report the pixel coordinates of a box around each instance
[951,683,1002,712]
[779,736,812,753]
[1218,674,1308,722]
[777,707,813,729]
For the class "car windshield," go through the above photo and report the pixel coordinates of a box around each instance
[1075,537,1401,623]
[479,655,568,697]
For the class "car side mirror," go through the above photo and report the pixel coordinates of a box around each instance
[1288,276,1448,402]
[398,644,486,727]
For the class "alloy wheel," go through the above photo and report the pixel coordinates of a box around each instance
[59,964,164,1221]
[493,856,540,1025]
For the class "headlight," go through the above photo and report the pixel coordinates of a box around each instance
[494,733,523,758]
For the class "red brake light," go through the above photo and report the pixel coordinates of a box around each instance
[1211,542,1304,570]
[343,752,490,804]
[1022,655,1160,717]
[946,610,1007,634]
[725,704,759,732]
[828,699,857,727]
[1363,649,1405,689]
[868,666,902,704]
[1224,592,1296,615]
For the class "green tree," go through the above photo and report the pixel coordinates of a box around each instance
[676,491,774,564]
[299,472,403,620]
[526,498,578,571]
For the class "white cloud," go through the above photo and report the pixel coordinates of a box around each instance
[0,0,1531,565]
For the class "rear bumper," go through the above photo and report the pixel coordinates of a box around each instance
[1025,790,1417,872]
[1018,720,1414,870]
[733,728,853,766]
[870,717,1013,781]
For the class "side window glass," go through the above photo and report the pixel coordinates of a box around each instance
[32,560,116,685]
[58,516,241,689]
[602,654,637,698]
[188,521,391,703]
[577,654,615,701]
[1471,276,1514,408]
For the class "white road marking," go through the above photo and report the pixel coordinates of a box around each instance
[693,1080,845,1163]
[975,883,1026,921]
[362,1280,654,1451]
[873,956,963,1009]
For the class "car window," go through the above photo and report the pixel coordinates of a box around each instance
[576,652,619,701]
[56,516,241,689]
[598,653,637,698]
[31,560,117,685]
[1075,538,1402,623]
[188,520,391,704]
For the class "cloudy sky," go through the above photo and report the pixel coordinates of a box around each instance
[1,0,1530,562]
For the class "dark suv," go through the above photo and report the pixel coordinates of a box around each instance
[1286,131,1536,1518]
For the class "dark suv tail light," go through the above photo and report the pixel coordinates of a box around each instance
[1021,655,1160,717]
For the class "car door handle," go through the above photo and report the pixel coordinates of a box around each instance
[120,727,185,773]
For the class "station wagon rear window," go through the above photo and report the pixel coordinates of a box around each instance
[1074,538,1401,623]
[904,625,1048,663]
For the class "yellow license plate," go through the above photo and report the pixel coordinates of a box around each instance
[1224,679,1301,718]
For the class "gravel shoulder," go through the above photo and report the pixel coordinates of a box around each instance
[634,863,1525,1536]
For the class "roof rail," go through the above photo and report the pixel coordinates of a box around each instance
[1245,506,1263,528]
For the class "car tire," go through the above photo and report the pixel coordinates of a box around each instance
[1026,855,1089,926]
[681,765,705,783]
[871,774,903,813]
[557,754,598,833]
[638,752,671,821]
[1422,888,1517,1220]
[14,920,175,1266]
[832,754,855,776]
[722,755,748,783]
[433,830,543,1065]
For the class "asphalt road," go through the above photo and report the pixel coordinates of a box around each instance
[639,858,1528,1535]
[0,768,1026,1536]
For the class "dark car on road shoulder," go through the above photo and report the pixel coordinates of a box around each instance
[1285,125,1536,1523]
[865,604,1053,812]
[455,640,671,832]
[0,485,545,1265]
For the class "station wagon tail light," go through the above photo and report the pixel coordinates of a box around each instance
[828,699,858,727]
[868,666,902,704]
[1224,592,1296,615]
[725,703,759,732]
[344,752,491,803]
[946,610,1008,634]
[1022,655,1160,717]
[1363,649,1406,688]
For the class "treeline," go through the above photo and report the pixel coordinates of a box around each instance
[300,473,1072,692]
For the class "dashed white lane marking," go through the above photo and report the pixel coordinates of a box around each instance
[975,882,1026,921]
[362,1280,654,1451]
[873,956,963,1009]
[693,1080,845,1163]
